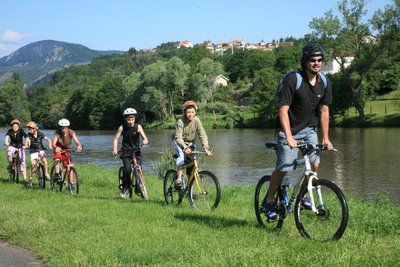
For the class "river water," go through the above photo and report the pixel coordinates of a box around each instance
[2,127,399,204]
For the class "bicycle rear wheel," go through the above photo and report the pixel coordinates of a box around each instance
[188,170,221,210]
[163,169,184,205]
[37,163,46,189]
[254,175,287,230]
[68,167,79,195]
[135,169,148,200]
[294,179,348,241]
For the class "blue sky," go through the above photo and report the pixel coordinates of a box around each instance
[0,0,393,58]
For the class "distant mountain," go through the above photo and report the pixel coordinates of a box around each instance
[0,40,124,84]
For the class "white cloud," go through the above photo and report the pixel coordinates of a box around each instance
[1,29,30,43]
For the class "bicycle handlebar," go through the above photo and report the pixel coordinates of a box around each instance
[265,141,337,152]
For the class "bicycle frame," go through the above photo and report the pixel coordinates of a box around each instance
[180,152,204,193]
[282,144,332,215]
[56,150,74,182]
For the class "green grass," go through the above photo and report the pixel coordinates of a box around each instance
[335,91,400,127]
[1,155,399,266]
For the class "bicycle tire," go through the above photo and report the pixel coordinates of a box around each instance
[135,169,148,200]
[38,163,46,189]
[15,160,20,184]
[128,170,134,198]
[9,162,16,183]
[68,167,79,195]
[118,167,124,190]
[188,170,221,210]
[50,164,57,190]
[163,169,183,205]
[294,179,348,241]
[254,175,286,230]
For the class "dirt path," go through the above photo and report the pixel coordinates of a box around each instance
[0,241,43,267]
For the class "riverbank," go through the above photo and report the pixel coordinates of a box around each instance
[1,160,399,266]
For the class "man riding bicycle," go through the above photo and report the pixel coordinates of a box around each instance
[264,44,334,220]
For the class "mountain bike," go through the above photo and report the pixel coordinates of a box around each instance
[50,149,79,195]
[163,147,221,210]
[254,141,348,241]
[117,146,148,200]
[8,149,22,184]
[30,151,47,189]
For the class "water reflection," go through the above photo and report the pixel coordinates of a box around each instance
[1,127,399,203]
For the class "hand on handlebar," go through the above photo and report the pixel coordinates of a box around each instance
[204,149,213,156]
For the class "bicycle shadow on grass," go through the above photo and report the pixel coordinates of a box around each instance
[173,212,251,229]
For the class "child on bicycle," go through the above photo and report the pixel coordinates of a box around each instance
[52,118,83,180]
[25,121,53,186]
[113,108,149,199]
[172,100,212,189]
[4,119,28,181]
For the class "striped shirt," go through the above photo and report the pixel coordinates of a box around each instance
[28,131,46,152]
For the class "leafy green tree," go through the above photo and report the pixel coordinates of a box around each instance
[274,45,301,74]
[0,75,30,126]
[89,77,123,129]
[251,67,281,122]
[308,0,393,120]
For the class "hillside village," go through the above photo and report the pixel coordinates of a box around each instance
[176,39,354,75]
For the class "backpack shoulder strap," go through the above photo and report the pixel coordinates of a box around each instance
[295,71,328,91]
[294,70,302,91]
[319,72,328,89]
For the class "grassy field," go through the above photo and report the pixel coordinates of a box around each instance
[0,155,399,266]
[331,90,400,127]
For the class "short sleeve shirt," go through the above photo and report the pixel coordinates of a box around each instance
[278,69,332,134]
[28,131,46,152]
[6,129,27,148]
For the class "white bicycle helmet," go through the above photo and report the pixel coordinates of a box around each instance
[58,118,70,127]
[123,108,137,116]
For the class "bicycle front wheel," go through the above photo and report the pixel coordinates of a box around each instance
[163,169,185,205]
[294,179,348,241]
[9,163,16,183]
[188,170,221,210]
[254,175,286,230]
[38,163,46,189]
[68,167,79,195]
[135,169,148,200]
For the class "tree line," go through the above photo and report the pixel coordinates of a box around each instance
[1,0,399,129]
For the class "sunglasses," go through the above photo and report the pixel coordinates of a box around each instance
[309,58,323,63]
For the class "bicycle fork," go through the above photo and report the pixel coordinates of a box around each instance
[307,174,324,214]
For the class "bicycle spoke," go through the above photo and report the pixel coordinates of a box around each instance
[163,170,182,205]
[68,167,79,195]
[254,175,286,230]
[294,179,348,241]
[189,171,220,210]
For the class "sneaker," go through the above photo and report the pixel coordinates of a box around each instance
[301,197,312,210]
[120,188,127,199]
[174,179,183,190]
[28,180,33,188]
[262,201,277,220]
[45,174,51,181]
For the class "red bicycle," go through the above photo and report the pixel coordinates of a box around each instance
[50,149,79,195]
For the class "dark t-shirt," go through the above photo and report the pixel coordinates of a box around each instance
[28,131,46,152]
[121,123,141,157]
[278,69,332,134]
[6,129,27,148]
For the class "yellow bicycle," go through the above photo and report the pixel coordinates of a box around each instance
[163,149,221,210]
